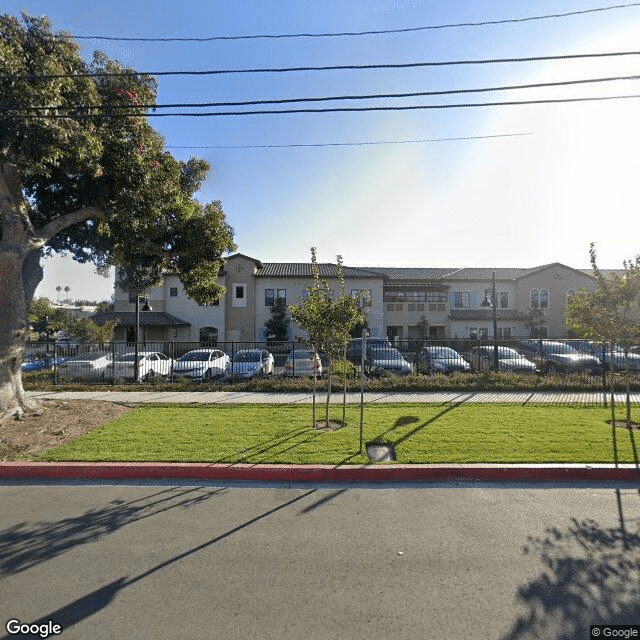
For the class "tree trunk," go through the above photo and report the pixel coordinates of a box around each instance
[0,249,40,419]
[1,162,102,420]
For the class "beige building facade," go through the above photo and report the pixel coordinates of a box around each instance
[101,255,596,344]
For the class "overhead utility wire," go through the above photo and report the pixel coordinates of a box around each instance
[11,93,640,118]
[5,50,640,80]
[62,2,640,40]
[6,73,639,113]
[167,133,535,150]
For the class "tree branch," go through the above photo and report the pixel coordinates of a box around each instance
[30,206,106,249]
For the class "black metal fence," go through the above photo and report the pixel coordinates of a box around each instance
[21,338,640,387]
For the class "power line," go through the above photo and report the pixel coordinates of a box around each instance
[60,2,640,41]
[5,73,639,113]
[4,50,640,80]
[8,93,640,118]
[166,133,535,150]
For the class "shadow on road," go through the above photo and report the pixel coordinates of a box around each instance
[0,486,225,576]
[0,488,317,639]
[502,490,640,638]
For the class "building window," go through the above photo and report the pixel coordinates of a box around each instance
[169,287,178,297]
[539,289,549,309]
[232,283,247,308]
[265,289,274,306]
[497,327,512,339]
[499,292,508,308]
[277,289,286,305]
[128,293,148,305]
[199,326,218,345]
[530,289,549,309]
[454,292,471,308]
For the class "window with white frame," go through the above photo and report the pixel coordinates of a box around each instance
[530,289,549,309]
[233,283,247,308]
[454,292,471,308]
[265,289,274,306]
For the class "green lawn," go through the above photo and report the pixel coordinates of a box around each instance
[32,403,640,465]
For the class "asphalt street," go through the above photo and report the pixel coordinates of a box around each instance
[1,483,639,639]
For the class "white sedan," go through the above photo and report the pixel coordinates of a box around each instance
[112,351,174,382]
[173,349,230,382]
[57,352,114,381]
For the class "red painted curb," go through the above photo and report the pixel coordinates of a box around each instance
[1,462,640,483]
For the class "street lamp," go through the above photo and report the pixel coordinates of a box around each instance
[480,270,499,371]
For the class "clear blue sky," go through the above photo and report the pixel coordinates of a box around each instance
[4,1,640,301]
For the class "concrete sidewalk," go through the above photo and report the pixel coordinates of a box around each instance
[26,389,640,405]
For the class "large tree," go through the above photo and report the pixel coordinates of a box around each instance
[0,14,236,418]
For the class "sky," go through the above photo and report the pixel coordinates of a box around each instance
[4,0,640,302]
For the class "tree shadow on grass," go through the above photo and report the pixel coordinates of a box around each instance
[369,395,473,448]
[0,486,225,577]
[501,493,640,639]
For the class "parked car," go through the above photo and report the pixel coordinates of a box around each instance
[415,346,471,374]
[572,340,640,372]
[21,352,64,372]
[518,340,601,374]
[173,349,230,381]
[366,346,412,376]
[283,349,323,377]
[346,337,391,363]
[54,336,79,353]
[57,352,114,380]
[226,349,274,379]
[467,346,538,374]
[112,351,174,382]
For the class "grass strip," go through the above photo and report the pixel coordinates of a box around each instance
[34,403,640,465]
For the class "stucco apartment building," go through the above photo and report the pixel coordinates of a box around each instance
[100,253,596,344]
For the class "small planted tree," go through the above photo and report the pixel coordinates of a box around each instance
[566,244,640,461]
[289,249,364,428]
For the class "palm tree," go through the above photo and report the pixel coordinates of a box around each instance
[64,286,70,302]
[55,285,62,302]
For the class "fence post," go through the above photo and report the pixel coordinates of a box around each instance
[171,341,175,383]
[111,339,116,384]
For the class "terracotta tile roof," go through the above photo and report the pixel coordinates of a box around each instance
[91,312,191,327]
[256,263,381,278]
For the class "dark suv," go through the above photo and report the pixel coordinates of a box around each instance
[346,337,391,364]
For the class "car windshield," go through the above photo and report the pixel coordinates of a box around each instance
[544,342,579,354]
[371,348,401,358]
[235,351,260,362]
[289,350,314,359]
[496,347,521,358]
[428,347,458,358]
[116,354,144,362]
[179,352,213,362]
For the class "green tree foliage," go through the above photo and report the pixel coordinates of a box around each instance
[289,249,365,427]
[566,243,640,433]
[60,316,118,343]
[27,297,66,338]
[0,13,236,417]
[264,300,290,342]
